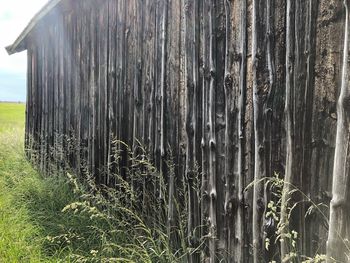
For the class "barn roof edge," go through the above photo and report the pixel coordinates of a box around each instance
[5,0,64,55]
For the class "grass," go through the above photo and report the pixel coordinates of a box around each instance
[0,102,186,263]
[0,103,26,133]
[0,102,78,262]
[0,102,44,262]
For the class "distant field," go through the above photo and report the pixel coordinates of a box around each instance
[0,102,25,133]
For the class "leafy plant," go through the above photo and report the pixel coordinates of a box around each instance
[247,172,330,263]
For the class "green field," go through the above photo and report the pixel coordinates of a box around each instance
[0,103,43,261]
[0,103,26,132]
[0,103,75,262]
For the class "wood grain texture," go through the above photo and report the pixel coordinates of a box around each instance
[23,0,348,261]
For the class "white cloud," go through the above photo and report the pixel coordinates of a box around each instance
[0,0,48,75]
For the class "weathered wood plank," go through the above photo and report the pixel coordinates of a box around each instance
[22,0,348,261]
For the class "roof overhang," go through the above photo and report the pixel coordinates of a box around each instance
[5,0,63,55]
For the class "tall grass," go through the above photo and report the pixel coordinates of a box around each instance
[0,102,196,262]
[0,103,50,261]
[38,139,193,262]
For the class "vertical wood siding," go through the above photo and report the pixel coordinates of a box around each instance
[24,0,346,261]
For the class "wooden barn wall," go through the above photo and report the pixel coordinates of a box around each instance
[24,0,345,262]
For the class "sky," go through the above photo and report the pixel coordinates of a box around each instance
[0,0,48,102]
